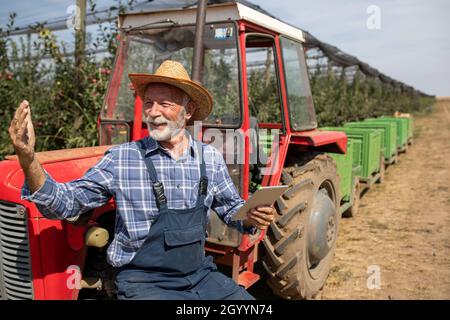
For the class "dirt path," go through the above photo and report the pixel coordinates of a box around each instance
[317,99,450,299]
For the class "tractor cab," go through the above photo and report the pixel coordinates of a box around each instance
[99,2,337,180]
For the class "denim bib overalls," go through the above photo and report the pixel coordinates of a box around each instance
[115,139,254,300]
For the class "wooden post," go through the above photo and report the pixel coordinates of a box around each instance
[75,0,86,93]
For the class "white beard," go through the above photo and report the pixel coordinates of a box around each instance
[145,110,186,141]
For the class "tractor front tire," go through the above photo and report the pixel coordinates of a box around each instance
[262,153,340,299]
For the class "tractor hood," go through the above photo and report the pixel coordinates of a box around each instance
[0,145,113,218]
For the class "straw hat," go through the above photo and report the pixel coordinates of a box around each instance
[128,60,213,123]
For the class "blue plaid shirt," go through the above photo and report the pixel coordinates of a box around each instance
[21,135,250,267]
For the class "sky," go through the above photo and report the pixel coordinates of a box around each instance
[0,0,449,96]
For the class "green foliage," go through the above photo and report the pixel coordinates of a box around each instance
[0,8,119,160]
[203,53,240,122]
[247,67,281,123]
[310,66,434,127]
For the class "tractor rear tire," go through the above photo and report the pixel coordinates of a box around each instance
[262,153,340,299]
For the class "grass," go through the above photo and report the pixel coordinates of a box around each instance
[413,126,423,140]
[368,219,389,230]
[346,236,367,242]
[326,265,353,286]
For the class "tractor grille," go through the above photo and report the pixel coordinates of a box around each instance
[0,201,33,300]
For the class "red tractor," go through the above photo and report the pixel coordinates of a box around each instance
[0,2,347,300]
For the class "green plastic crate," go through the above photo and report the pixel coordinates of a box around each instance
[259,131,275,156]
[389,117,413,140]
[365,117,408,148]
[379,117,411,141]
[351,139,362,178]
[320,127,383,180]
[328,139,355,202]
[402,117,414,140]
[344,121,397,160]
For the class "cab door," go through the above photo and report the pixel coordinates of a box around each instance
[244,33,285,192]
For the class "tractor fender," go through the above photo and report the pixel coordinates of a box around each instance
[262,130,347,187]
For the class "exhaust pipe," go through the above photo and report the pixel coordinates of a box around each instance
[191,0,208,83]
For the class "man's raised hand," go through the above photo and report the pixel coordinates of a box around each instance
[8,100,36,167]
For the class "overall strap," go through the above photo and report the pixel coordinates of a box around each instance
[137,140,167,209]
[196,141,208,197]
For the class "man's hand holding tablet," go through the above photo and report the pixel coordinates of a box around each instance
[235,186,289,230]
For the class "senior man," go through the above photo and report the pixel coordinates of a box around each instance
[9,60,275,300]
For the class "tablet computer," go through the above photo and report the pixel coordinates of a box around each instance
[231,185,289,221]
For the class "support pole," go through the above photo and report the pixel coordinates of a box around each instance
[191,0,208,83]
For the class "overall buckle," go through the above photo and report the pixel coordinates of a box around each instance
[152,181,167,205]
[199,176,208,196]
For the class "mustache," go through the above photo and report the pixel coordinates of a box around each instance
[145,116,168,125]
